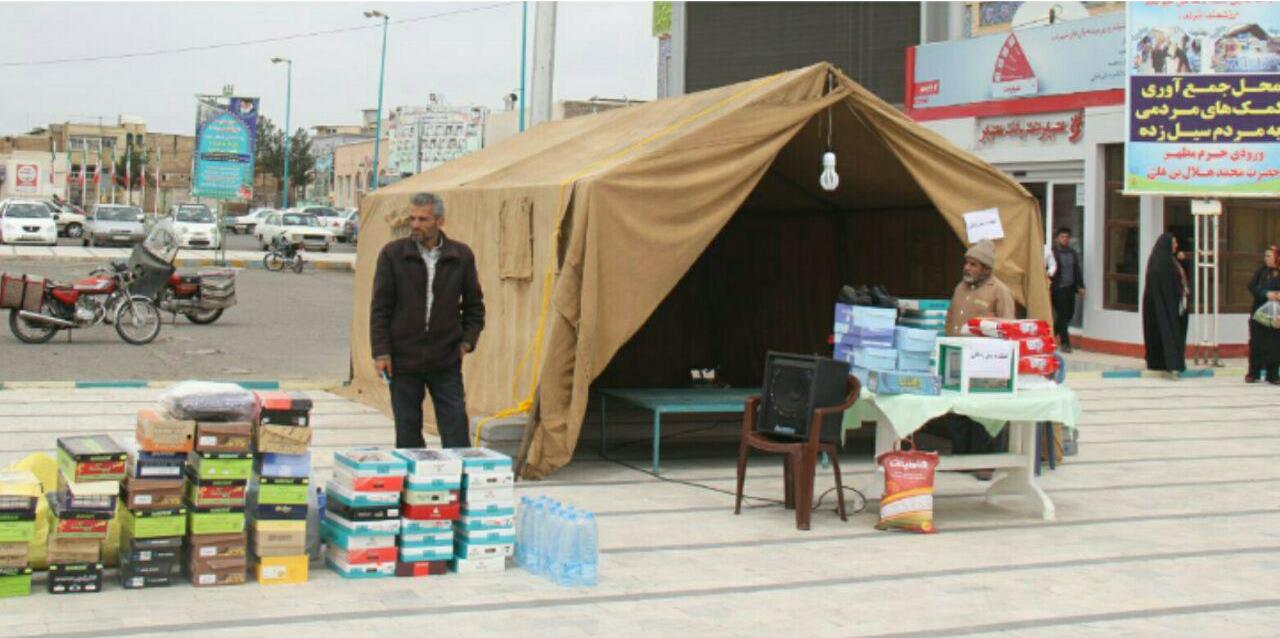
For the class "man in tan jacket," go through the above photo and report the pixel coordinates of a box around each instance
[945,239,1016,337]
[941,239,1015,479]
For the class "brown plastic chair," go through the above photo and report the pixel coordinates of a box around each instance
[734,375,861,530]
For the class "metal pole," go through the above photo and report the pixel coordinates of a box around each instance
[1212,212,1221,366]
[110,143,117,204]
[371,15,389,192]
[282,60,293,208]
[1193,208,1202,364]
[80,145,87,206]
[519,1,528,132]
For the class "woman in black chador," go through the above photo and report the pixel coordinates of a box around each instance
[1246,245,1280,384]
[1143,233,1189,378]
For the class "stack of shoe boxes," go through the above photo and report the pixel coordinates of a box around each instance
[185,419,252,588]
[392,449,461,577]
[49,435,126,594]
[249,392,313,585]
[0,470,39,598]
[452,448,516,574]
[122,408,193,589]
[323,450,405,578]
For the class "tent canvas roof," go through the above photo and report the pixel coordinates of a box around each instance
[348,62,1050,478]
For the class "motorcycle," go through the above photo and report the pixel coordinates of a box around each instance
[4,261,162,345]
[99,220,237,324]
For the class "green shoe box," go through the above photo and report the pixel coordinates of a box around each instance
[187,506,246,535]
[0,519,35,544]
[256,477,309,505]
[122,507,187,539]
[0,567,32,598]
[187,452,253,481]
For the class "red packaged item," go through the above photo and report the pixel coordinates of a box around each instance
[1019,354,1060,376]
[331,467,404,493]
[1014,335,1056,356]
[966,318,1051,339]
[875,446,939,534]
[401,502,460,521]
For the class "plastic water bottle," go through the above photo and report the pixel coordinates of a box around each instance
[578,512,598,586]
[535,502,562,577]
[553,510,581,586]
[515,496,532,567]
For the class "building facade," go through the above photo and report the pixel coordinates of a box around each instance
[332,138,390,210]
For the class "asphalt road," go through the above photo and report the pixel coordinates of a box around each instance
[0,259,353,381]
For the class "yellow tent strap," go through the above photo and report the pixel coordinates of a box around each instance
[473,71,792,447]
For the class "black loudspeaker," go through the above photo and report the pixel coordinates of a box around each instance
[757,352,851,442]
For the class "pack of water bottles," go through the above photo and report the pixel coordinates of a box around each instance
[515,496,598,587]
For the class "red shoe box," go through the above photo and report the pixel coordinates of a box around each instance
[395,560,449,577]
[401,502,460,521]
[326,545,396,565]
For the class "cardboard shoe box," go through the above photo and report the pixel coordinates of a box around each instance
[256,477,309,505]
[195,422,253,454]
[135,409,196,453]
[0,566,33,598]
[188,452,253,481]
[122,507,187,539]
[121,535,181,565]
[254,424,311,455]
[252,503,308,521]
[325,499,399,521]
[393,449,463,477]
[0,515,36,544]
[122,478,185,510]
[46,537,101,564]
[257,452,310,478]
[187,555,247,587]
[187,532,247,561]
[47,562,104,594]
[256,392,313,427]
[449,555,507,575]
[128,451,187,480]
[253,554,308,585]
[395,560,449,577]
[120,554,176,588]
[185,475,248,508]
[57,435,127,482]
[187,506,246,535]
[0,542,30,568]
[251,526,307,557]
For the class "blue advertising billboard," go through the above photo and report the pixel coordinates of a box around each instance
[192,95,259,201]
[1125,2,1280,195]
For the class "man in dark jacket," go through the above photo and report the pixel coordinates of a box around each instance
[1049,227,1085,352]
[371,192,485,448]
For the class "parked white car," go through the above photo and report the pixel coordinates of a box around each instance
[45,201,87,238]
[230,208,274,235]
[168,203,222,250]
[0,199,58,246]
[84,204,146,247]
[255,211,334,252]
[294,206,346,237]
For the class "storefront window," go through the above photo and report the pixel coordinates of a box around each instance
[1167,198,1280,314]
[1104,144,1140,310]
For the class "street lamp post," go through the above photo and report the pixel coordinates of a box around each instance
[272,57,293,208]
[365,10,389,192]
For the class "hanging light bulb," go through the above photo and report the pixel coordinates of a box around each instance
[820,151,839,191]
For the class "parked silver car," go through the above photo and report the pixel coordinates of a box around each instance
[84,204,146,247]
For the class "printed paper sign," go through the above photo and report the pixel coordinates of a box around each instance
[963,208,1005,243]
[965,340,1015,380]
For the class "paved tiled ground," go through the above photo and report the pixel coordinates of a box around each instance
[0,376,1277,637]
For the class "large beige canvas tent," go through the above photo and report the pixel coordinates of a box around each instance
[347,62,1050,478]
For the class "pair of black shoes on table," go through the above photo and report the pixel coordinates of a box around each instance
[838,284,898,309]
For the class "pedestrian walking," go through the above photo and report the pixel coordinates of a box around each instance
[370,192,485,448]
[1049,227,1085,352]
